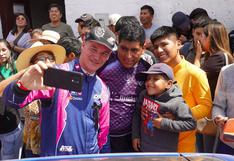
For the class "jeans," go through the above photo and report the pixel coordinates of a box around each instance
[0,123,23,160]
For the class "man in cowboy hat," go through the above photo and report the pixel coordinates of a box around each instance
[3,26,117,156]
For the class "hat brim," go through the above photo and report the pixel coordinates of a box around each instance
[75,18,83,23]
[16,44,66,71]
[136,71,164,81]
[30,37,57,44]
[89,40,117,51]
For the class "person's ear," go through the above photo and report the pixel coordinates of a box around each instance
[176,39,182,49]
[166,80,173,89]
[68,52,76,60]
[140,46,145,56]
[64,53,76,63]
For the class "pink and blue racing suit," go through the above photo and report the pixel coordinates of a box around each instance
[3,59,110,156]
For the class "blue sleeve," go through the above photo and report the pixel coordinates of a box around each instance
[3,82,30,109]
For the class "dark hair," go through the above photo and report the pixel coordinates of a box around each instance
[57,36,81,57]
[12,13,31,35]
[189,8,209,21]
[115,16,140,33]
[0,39,15,71]
[0,39,11,51]
[229,30,234,54]
[150,26,178,43]
[192,16,212,29]
[118,24,145,47]
[48,3,62,13]
[141,5,154,15]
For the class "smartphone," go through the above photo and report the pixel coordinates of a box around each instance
[43,67,83,92]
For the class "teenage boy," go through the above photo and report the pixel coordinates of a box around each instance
[149,26,212,152]
[132,63,196,152]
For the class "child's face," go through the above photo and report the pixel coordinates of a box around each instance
[145,74,172,96]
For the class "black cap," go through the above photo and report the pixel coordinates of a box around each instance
[75,13,94,26]
[85,27,117,51]
[136,63,174,81]
[172,11,191,32]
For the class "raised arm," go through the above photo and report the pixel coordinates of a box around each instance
[0,69,26,96]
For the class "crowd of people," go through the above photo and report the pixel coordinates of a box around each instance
[0,2,234,160]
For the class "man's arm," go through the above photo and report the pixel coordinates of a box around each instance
[97,85,110,150]
[132,91,144,139]
[132,91,144,152]
[2,61,55,109]
[0,69,26,96]
[212,67,229,127]
[3,80,31,109]
[212,68,227,118]
[190,71,212,120]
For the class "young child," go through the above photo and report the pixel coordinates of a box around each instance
[132,63,196,152]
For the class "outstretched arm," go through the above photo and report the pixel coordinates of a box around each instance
[2,61,54,109]
[0,69,26,96]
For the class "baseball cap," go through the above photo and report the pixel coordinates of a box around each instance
[136,63,174,81]
[85,26,117,51]
[172,11,191,32]
[75,13,94,27]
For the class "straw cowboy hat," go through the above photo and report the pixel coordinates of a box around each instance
[16,41,66,71]
[31,30,61,44]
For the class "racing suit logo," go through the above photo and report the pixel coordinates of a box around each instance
[59,145,73,152]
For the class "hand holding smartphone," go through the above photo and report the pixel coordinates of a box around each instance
[43,67,83,92]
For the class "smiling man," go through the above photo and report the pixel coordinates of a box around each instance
[42,3,74,37]
[99,24,154,153]
[3,27,116,156]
